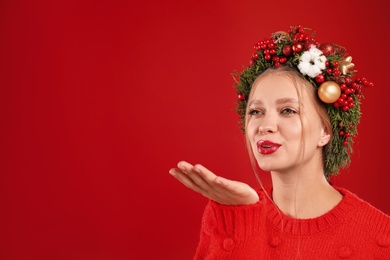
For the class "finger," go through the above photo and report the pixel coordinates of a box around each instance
[193,164,227,193]
[177,161,194,172]
[192,164,244,201]
[214,176,259,204]
[215,177,250,195]
[173,162,251,202]
[192,164,218,183]
[169,168,209,195]
[194,168,254,200]
[186,164,215,193]
[177,161,216,194]
[189,164,247,196]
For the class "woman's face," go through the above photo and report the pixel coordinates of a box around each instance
[246,73,328,173]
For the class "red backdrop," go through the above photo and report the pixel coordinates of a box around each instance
[1,0,389,259]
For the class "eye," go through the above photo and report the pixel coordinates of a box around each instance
[248,109,263,116]
[281,108,297,115]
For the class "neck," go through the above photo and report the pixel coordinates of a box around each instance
[270,170,342,219]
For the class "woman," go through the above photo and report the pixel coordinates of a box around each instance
[169,26,390,259]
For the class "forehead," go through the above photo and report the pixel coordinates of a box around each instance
[251,73,300,99]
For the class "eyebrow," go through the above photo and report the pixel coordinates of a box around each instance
[249,98,298,106]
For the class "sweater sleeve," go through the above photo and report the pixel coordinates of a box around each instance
[194,198,267,260]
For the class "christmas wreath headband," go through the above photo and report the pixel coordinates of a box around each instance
[233,25,373,177]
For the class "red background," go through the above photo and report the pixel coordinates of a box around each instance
[1,1,389,259]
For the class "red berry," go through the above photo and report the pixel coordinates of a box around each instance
[344,76,353,85]
[292,42,303,53]
[315,74,325,83]
[282,45,293,56]
[238,94,245,101]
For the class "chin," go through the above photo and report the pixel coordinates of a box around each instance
[257,163,273,172]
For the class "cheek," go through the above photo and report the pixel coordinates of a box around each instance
[246,120,259,152]
[301,115,323,139]
[246,119,257,139]
[280,119,302,139]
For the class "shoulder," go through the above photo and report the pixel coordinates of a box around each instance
[329,187,390,256]
[337,187,390,237]
[338,187,390,219]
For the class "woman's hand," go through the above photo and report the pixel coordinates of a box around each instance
[169,161,259,205]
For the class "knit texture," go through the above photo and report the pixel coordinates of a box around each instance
[194,187,390,259]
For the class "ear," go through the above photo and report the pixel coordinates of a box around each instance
[318,128,331,147]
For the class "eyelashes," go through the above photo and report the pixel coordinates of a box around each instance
[281,108,298,115]
[247,107,298,116]
[248,109,262,116]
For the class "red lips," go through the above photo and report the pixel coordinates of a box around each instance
[257,140,281,154]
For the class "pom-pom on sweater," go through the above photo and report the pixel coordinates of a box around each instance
[194,187,390,259]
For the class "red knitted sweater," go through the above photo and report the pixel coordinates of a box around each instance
[194,187,390,259]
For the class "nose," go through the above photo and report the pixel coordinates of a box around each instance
[258,125,276,134]
[258,115,277,134]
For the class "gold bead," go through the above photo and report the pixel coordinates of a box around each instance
[318,81,341,103]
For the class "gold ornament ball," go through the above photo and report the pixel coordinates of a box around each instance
[318,81,341,103]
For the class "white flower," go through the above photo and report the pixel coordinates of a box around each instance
[297,47,327,78]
